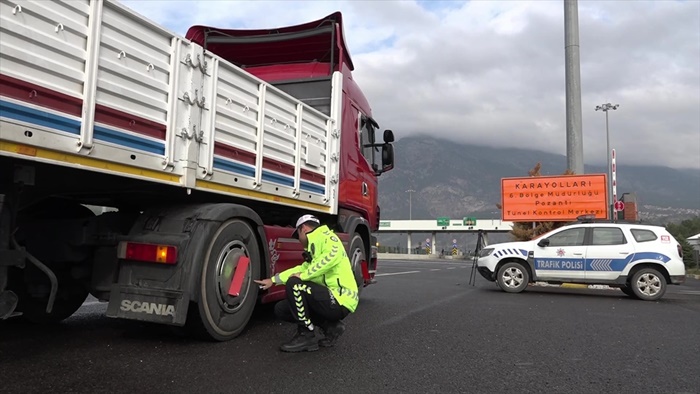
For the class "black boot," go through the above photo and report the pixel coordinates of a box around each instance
[280,327,319,353]
[319,320,345,348]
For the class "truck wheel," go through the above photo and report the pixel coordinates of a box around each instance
[496,262,529,293]
[13,199,93,323]
[15,270,89,324]
[190,219,261,341]
[630,268,666,301]
[348,234,365,295]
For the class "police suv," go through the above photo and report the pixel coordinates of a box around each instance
[476,219,686,301]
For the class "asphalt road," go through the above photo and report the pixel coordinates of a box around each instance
[2,259,699,394]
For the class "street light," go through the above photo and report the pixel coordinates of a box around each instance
[406,189,415,220]
[595,102,619,221]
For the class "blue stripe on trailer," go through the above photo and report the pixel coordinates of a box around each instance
[213,157,256,177]
[300,180,325,194]
[93,125,165,155]
[0,99,80,135]
[1,99,165,155]
[213,156,326,194]
[262,171,295,187]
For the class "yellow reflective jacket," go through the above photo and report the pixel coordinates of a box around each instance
[272,225,359,313]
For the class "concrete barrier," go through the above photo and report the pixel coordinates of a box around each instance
[377,253,471,261]
[378,253,436,261]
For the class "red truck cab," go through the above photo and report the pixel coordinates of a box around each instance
[186,12,395,234]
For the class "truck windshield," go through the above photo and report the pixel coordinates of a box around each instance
[272,78,332,116]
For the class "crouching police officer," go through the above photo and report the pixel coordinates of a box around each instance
[255,214,359,352]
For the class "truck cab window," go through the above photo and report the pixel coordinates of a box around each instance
[359,114,377,171]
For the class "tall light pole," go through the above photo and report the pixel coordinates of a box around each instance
[595,103,619,221]
[565,0,584,175]
[406,189,415,220]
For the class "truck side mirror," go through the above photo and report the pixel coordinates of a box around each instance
[381,143,394,173]
[537,238,550,247]
[383,129,395,143]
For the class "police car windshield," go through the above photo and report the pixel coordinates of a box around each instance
[532,228,557,240]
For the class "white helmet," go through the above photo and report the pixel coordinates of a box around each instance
[292,214,320,238]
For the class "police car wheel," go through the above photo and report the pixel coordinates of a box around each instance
[349,234,365,295]
[630,268,666,301]
[496,262,529,293]
[191,219,261,341]
[620,286,638,298]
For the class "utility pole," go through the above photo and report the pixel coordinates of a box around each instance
[564,0,584,175]
[595,103,619,221]
[406,189,415,220]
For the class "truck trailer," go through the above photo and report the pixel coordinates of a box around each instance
[0,0,395,341]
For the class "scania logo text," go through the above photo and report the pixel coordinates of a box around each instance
[120,300,175,317]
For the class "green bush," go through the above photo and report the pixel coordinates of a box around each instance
[665,216,700,268]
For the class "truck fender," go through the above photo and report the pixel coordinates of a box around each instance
[181,204,271,300]
[340,215,371,257]
[121,203,270,303]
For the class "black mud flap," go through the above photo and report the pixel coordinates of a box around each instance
[106,286,189,326]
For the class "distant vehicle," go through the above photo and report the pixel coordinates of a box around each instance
[476,218,686,300]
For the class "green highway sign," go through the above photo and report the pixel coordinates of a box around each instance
[436,217,450,226]
[463,217,477,226]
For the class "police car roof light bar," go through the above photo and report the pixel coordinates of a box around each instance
[576,214,597,223]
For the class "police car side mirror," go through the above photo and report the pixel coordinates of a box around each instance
[537,238,550,247]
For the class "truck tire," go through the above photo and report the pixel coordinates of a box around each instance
[630,268,667,301]
[496,262,529,293]
[16,270,89,324]
[189,219,261,341]
[12,198,93,323]
[348,234,365,295]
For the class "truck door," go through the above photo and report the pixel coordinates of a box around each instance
[584,227,634,281]
[343,112,378,222]
[533,227,586,281]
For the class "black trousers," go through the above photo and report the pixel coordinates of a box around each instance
[274,276,349,329]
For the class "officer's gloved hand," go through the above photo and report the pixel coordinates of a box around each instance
[302,251,312,262]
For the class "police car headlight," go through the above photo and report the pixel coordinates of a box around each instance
[479,248,494,257]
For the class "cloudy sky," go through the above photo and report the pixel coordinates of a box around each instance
[119,0,700,170]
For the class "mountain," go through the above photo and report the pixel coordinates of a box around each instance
[376,136,700,250]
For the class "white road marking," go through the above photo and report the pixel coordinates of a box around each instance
[430,269,441,271]
[678,290,700,295]
[375,271,421,277]
[447,267,457,270]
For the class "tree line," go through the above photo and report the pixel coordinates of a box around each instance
[665,216,700,268]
